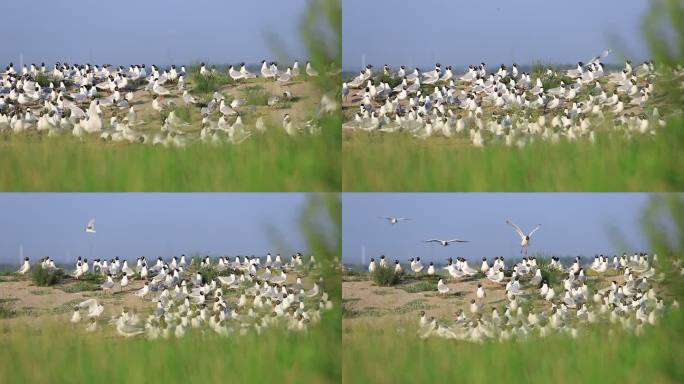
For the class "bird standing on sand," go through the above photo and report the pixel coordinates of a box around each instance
[368,258,377,274]
[101,274,114,293]
[410,257,424,273]
[17,257,30,274]
[437,278,450,296]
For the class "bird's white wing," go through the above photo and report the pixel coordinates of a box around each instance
[588,50,611,65]
[447,239,469,243]
[528,224,542,236]
[78,298,97,310]
[377,217,392,220]
[424,239,442,243]
[86,218,96,232]
[156,84,169,94]
[506,220,525,239]
[397,218,411,221]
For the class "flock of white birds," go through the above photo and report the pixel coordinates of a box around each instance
[342,50,674,147]
[402,252,680,343]
[357,215,682,342]
[17,252,333,338]
[0,60,330,147]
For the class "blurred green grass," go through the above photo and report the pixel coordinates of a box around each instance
[0,118,340,191]
[0,311,340,384]
[342,122,684,191]
[343,310,684,383]
[188,64,234,94]
[243,85,271,106]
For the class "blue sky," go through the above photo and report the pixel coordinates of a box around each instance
[343,0,650,70]
[0,0,308,66]
[0,193,313,264]
[343,193,653,264]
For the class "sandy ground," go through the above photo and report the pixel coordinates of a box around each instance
[0,271,313,328]
[342,270,624,332]
[343,276,505,331]
[0,276,149,326]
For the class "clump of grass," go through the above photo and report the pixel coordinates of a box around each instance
[186,259,220,284]
[370,266,401,287]
[33,73,52,87]
[342,298,360,318]
[197,266,220,284]
[127,78,147,90]
[400,280,436,293]
[189,65,233,94]
[54,299,83,315]
[342,299,434,319]
[530,60,546,79]
[0,307,17,318]
[537,259,564,287]
[529,60,569,91]
[343,268,364,276]
[343,306,386,318]
[79,273,104,284]
[0,271,21,281]
[243,86,270,106]
[30,266,64,287]
[374,73,403,89]
[59,281,100,293]
[0,298,18,319]
[395,299,433,314]
[342,269,366,282]
[411,274,441,282]
[29,290,49,296]
[172,104,193,122]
